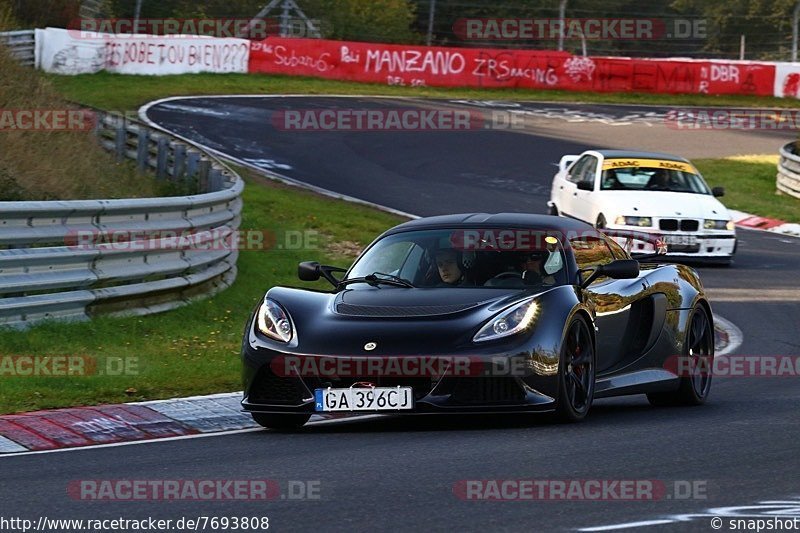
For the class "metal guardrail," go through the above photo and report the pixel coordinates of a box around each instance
[0,29,35,67]
[777,142,800,200]
[0,112,244,328]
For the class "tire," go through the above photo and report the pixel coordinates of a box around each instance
[647,305,714,407]
[548,204,559,216]
[595,214,606,229]
[251,412,311,430]
[554,315,596,422]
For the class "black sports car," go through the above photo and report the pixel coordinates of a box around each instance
[241,214,715,429]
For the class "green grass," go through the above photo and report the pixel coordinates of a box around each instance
[695,156,800,223]
[49,71,800,112]
[0,172,404,414]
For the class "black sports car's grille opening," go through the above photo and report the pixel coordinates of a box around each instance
[249,368,309,405]
[659,219,678,231]
[450,378,526,404]
[336,303,477,317]
[680,220,699,232]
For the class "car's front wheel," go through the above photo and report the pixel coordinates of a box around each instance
[548,204,559,216]
[555,315,596,422]
[252,413,311,430]
[648,304,714,406]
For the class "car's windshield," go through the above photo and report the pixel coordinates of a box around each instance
[347,229,568,289]
[601,161,710,194]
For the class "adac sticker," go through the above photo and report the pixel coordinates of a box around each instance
[602,158,695,173]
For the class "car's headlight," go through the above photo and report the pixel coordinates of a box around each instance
[474,298,539,343]
[256,298,293,342]
[615,216,652,227]
[704,219,732,230]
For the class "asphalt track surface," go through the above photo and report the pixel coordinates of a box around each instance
[3,97,799,532]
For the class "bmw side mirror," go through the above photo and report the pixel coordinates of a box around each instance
[298,261,321,281]
[580,259,640,288]
[712,187,725,197]
[577,181,593,192]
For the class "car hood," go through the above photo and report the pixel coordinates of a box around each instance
[263,286,545,355]
[605,191,729,219]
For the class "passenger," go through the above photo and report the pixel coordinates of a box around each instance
[435,249,468,286]
[520,251,556,285]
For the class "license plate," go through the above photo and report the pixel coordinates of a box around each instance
[314,387,413,412]
[664,235,697,246]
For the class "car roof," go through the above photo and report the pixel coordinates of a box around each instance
[593,149,690,163]
[386,213,596,234]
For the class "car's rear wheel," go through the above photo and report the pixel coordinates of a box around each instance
[648,305,714,406]
[555,315,596,422]
[595,214,606,229]
[252,412,311,430]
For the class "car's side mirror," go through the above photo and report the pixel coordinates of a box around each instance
[712,186,725,197]
[580,259,640,288]
[298,261,321,281]
[298,261,347,287]
[577,181,594,191]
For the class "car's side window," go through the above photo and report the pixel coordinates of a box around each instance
[567,155,590,183]
[580,157,598,189]
[604,235,630,259]
[571,236,615,284]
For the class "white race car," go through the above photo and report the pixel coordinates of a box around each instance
[548,150,736,264]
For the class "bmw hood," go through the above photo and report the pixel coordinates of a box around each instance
[605,191,730,220]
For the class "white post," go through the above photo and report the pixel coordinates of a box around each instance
[739,34,745,60]
[426,0,436,46]
[558,0,567,51]
[793,1,800,61]
[133,0,142,33]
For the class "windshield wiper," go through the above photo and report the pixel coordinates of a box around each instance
[339,272,415,289]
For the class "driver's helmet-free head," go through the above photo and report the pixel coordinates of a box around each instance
[646,169,669,187]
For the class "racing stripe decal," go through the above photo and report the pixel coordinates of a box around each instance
[602,158,695,173]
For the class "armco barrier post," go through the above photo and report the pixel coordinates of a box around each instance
[115,122,126,162]
[198,159,211,192]
[156,136,169,180]
[137,129,150,172]
[173,144,187,181]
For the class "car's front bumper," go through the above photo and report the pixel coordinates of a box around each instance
[241,330,560,415]
[607,225,736,259]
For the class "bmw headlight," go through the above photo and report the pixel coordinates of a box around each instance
[474,298,539,343]
[256,298,293,342]
[704,219,733,230]
[615,216,652,227]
